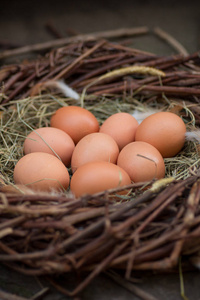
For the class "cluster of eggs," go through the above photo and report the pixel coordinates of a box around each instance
[14,106,186,197]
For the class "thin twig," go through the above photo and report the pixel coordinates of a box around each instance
[0,27,149,60]
[93,81,200,97]
[106,271,160,300]
[154,27,189,56]
[0,289,29,300]
[30,287,49,300]
[45,22,63,39]
[53,39,106,80]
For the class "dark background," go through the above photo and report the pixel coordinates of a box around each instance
[1,1,200,299]
[1,0,200,55]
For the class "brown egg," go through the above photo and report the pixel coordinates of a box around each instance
[71,132,119,173]
[23,127,75,166]
[70,161,131,197]
[135,111,186,157]
[13,152,70,192]
[99,112,139,150]
[117,141,165,183]
[50,106,99,144]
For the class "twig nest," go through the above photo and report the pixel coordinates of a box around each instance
[135,111,186,157]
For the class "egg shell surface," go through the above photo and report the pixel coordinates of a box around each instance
[50,106,99,144]
[135,111,186,157]
[117,141,165,183]
[71,132,119,173]
[23,127,75,166]
[99,112,139,150]
[70,161,131,197]
[14,152,70,192]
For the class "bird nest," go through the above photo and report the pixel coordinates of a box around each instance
[1,36,200,297]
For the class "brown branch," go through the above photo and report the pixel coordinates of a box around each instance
[68,239,131,296]
[71,55,156,88]
[0,289,29,300]
[0,287,49,300]
[2,68,45,104]
[55,189,155,254]
[45,22,63,39]
[93,81,200,96]
[106,271,160,300]
[154,27,189,56]
[0,215,26,230]
[53,39,106,80]
[0,27,149,60]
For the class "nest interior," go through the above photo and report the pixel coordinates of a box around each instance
[1,36,200,296]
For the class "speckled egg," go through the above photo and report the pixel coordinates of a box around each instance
[13,152,70,192]
[71,132,119,173]
[135,111,186,157]
[70,161,131,197]
[23,127,75,166]
[50,106,99,144]
[99,112,139,150]
[117,141,165,183]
